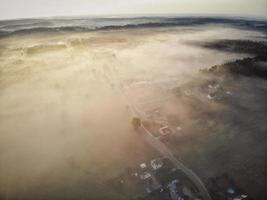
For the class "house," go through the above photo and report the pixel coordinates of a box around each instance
[140,163,147,169]
[168,180,182,200]
[207,92,216,100]
[159,126,173,136]
[207,174,252,200]
[151,159,164,170]
[143,173,162,193]
[140,172,151,180]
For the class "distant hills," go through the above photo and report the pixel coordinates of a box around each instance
[0,17,267,38]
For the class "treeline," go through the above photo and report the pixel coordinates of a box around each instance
[201,39,267,56]
[202,56,267,79]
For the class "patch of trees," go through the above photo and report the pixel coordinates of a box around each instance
[201,39,267,56]
[202,56,267,79]
[132,117,141,131]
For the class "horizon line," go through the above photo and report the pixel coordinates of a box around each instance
[1,13,267,22]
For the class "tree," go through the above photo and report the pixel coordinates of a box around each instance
[132,117,141,131]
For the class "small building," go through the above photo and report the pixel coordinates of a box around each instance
[143,173,162,193]
[168,180,182,200]
[140,172,151,180]
[140,163,147,169]
[207,92,216,100]
[207,174,252,200]
[159,126,173,136]
[151,159,164,170]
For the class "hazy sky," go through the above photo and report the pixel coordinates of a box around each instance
[0,0,267,19]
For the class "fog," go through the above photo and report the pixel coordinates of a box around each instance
[0,25,265,199]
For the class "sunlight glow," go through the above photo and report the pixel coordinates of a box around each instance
[0,0,266,19]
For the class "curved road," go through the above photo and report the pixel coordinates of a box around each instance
[140,123,212,200]
[115,83,212,200]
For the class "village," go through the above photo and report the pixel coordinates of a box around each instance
[107,157,203,200]
[107,156,251,200]
[108,77,253,200]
